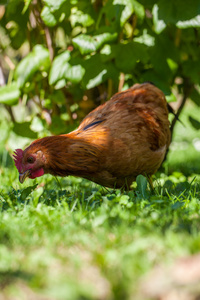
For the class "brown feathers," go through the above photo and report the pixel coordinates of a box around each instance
[13,83,171,188]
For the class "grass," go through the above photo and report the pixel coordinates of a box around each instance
[0,102,200,299]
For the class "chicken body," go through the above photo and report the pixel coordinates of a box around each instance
[13,83,171,189]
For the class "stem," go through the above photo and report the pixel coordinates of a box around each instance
[44,26,54,61]
[31,0,54,60]
[131,14,137,39]
[118,72,125,92]
[175,28,182,47]
[170,78,192,140]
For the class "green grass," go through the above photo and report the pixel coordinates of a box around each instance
[0,103,200,299]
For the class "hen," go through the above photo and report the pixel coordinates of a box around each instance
[13,83,171,189]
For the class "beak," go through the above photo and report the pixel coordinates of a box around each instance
[19,170,31,184]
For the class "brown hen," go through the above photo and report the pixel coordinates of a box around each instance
[13,83,171,189]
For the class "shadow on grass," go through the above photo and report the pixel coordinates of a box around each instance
[167,156,200,176]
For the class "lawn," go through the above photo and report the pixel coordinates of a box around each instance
[0,102,200,300]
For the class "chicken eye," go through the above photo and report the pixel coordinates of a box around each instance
[27,157,34,164]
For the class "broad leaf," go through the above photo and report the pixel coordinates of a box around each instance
[13,122,38,139]
[177,15,200,29]
[113,42,148,72]
[49,51,85,85]
[165,93,177,103]
[132,0,145,21]
[41,6,57,26]
[152,4,167,33]
[20,184,38,201]
[136,175,149,198]
[64,62,85,84]
[0,82,20,106]
[49,51,71,85]
[41,0,71,26]
[189,116,200,130]
[190,87,200,107]
[103,0,135,27]
[82,54,118,89]
[15,45,50,88]
[141,70,171,95]
[70,1,96,27]
[49,116,68,135]
[153,0,200,33]
[72,32,117,55]
[43,0,67,10]
[182,60,200,84]
[134,29,155,46]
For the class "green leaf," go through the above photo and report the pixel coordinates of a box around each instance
[70,9,94,27]
[49,51,85,85]
[49,90,66,105]
[114,42,148,72]
[189,116,200,130]
[136,175,149,198]
[152,4,166,33]
[65,62,85,84]
[82,54,118,89]
[182,60,200,84]
[103,0,135,27]
[41,6,57,27]
[30,117,45,132]
[141,70,171,95]
[15,45,50,88]
[70,1,96,27]
[49,116,68,135]
[132,0,145,21]
[49,51,70,85]
[0,82,20,106]
[41,0,71,25]
[177,15,200,28]
[147,35,178,83]
[22,0,32,13]
[167,58,178,73]
[119,195,130,206]
[13,122,38,139]
[190,87,200,107]
[153,0,200,33]
[20,184,38,201]
[72,32,117,55]
[114,0,134,25]
[134,29,155,46]
[43,0,67,10]
[165,93,177,103]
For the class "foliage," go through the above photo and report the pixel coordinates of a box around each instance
[0,0,200,140]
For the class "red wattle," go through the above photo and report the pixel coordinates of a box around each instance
[30,168,44,179]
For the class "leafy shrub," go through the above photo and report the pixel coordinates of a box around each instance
[0,0,200,139]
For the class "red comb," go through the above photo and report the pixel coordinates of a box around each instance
[13,149,24,173]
